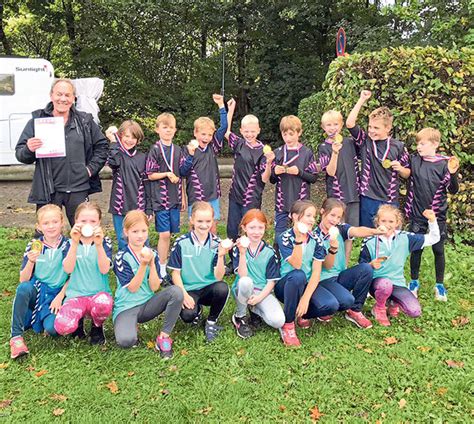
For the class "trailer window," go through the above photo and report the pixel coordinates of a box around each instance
[0,74,15,95]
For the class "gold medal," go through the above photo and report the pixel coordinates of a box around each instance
[263,145,272,154]
[334,134,343,144]
[382,159,392,169]
[31,239,43,253]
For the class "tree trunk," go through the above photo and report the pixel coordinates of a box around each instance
[0,2,12,55]
[235,14,249,116]
[62,0,81,64]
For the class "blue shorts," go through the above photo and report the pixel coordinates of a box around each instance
[188,198,220,220]
[155,208,180,233]
[360,196,398,228]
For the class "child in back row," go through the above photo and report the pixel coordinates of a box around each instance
[10,205,69,359]
[360,205,440,326]
[168,201,232,342]
[346,90,410,228]
[105,120,148,251]
[405,128,460,301]
[146,113,185,282]
[225,98,273,252]
[180,94,228,235]
[113,210,183,359]
[54,201,114,345]
[271,116,319,241]
[318,110,360,263]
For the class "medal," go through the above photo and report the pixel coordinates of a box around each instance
[31,239,43,254]
[334,134,343,144]
[382,159,392,169]
[373,138,391,167]
[263,145,272,154]
[159,141,175,172]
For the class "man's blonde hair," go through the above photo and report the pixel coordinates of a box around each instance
[155,112,176,129]
[280,115,302,133]
[369,107,393,128]
[241,114,259,127]
[50,78,75,96]
[321,110,343,126]
[194,117,215,132]
[416,127,441,145]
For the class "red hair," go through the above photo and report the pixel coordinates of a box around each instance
[240,209,268,229]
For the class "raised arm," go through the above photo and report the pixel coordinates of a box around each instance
[346,90,371,129]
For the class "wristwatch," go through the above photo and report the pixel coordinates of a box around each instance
[328,247,338,254]
[294,241,303,245]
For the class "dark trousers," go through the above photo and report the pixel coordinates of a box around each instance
[37,190,89,227]
[180,281,229,323]
[274,269,354,323]
[226,199,253,264]
[360,195,398,228]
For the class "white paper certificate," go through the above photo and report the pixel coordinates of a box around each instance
[34,117,66,158]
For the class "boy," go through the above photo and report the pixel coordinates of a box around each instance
[346,90,410,228]
[146,113,184,282]
[318,110,359,264]
[224,98,273,248]
[405,128,460,301]
[270,115,319,240]
[180,94,227,235]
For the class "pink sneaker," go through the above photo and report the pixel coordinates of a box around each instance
[297,317,311,329]
[371,306,391,326]
[279,322,301,347]
[317,315,333,323]
[388,302,400,318]
[10,336,29,360]
[345,309,373,329]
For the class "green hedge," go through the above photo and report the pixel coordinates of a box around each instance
[299,46,473,234]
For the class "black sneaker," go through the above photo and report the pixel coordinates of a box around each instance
[232,315,254,339]
[191,304,203,326]
[161,274,172,287]
[204,320,223,343]
[90,325,106,345]
[224,261,233,277]
[71,318,86,339]
[248,309,263,330]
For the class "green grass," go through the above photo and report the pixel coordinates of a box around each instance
[0,226,472,423]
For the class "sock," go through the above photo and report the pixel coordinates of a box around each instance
[207,320,216,325]
[159,263,167,277]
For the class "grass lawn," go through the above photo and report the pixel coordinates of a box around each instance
[0,226,472,423]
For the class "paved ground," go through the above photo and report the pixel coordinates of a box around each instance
[0,179,326,230]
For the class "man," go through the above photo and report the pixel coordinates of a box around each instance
[15,79,108,225]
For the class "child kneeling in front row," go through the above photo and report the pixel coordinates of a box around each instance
[113,210,183,359]
[359,205,440,326]
[168,201,232,342]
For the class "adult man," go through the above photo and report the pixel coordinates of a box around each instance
[15,79,108,225]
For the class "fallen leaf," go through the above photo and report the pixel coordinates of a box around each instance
[35,369,48,377]
[127,371,135,377]
[355,344,364,349]
[50,394,67,402]
[384,336,398,345]
[436,387,448,396]
[52,408,65,416]
[405,387,412,394]
[399,398,407,409]
[417,346,431,352]
[236,348,246,356]
[363,348,373,354]
[106,381,119,394]
[445,360,464,368]
[180,349,189,356]
[0,363,9,369]
[197,406,212,415]
[451,316,470,327]
[413,327,423,333]
[169,365,178,372]
[160,389,169,396]
[0,399,12,409]
[309,405,323,421]
[26,365,35,371]
[146,340,155,349]
[1,290,13,297]
[279,405,287,412]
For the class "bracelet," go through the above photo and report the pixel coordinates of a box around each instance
[294,241,303,245]
[328,248,338,254]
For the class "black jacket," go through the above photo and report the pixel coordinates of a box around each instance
[15,102,108,204]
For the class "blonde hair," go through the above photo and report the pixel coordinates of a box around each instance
[374,204,404,229]
[369,107,393,128]
[123,210,149,232]
[37,204,63,224]
[241,114,259,127]
[280,115,302,133]
[50,78,75,96]
[416,127,441,144]
[118,120,144,144]
[321,110,343,126]
[74,201,102,221]
[155,113,176,129]
[194,117,215,132]
[191,201,214,218]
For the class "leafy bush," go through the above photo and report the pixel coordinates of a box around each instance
[299,46,473,233]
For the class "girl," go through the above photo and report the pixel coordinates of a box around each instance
[314,198,386,329]
[10,205,69,359]
[113,210,183,358]
[231,209,284,339]
[105,120,149,251]
[54,201,114,344]
[275,200,354,347]
[359,205,440,326]
[168,201,231,342]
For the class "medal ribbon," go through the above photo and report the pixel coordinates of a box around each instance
[424,154,450,163]
[372,137,391,162]
[283,144,301,166]
[248,241,264,259]
[159,141,175,172]
[114,133,136,157]
[128,246,142,265]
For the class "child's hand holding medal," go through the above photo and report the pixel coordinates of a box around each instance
[447,156,459,174]
[422,209,436,223]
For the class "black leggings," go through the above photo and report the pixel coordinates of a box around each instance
[37,190,89,227]
[410,238,446,283]
[180,281,229,323]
